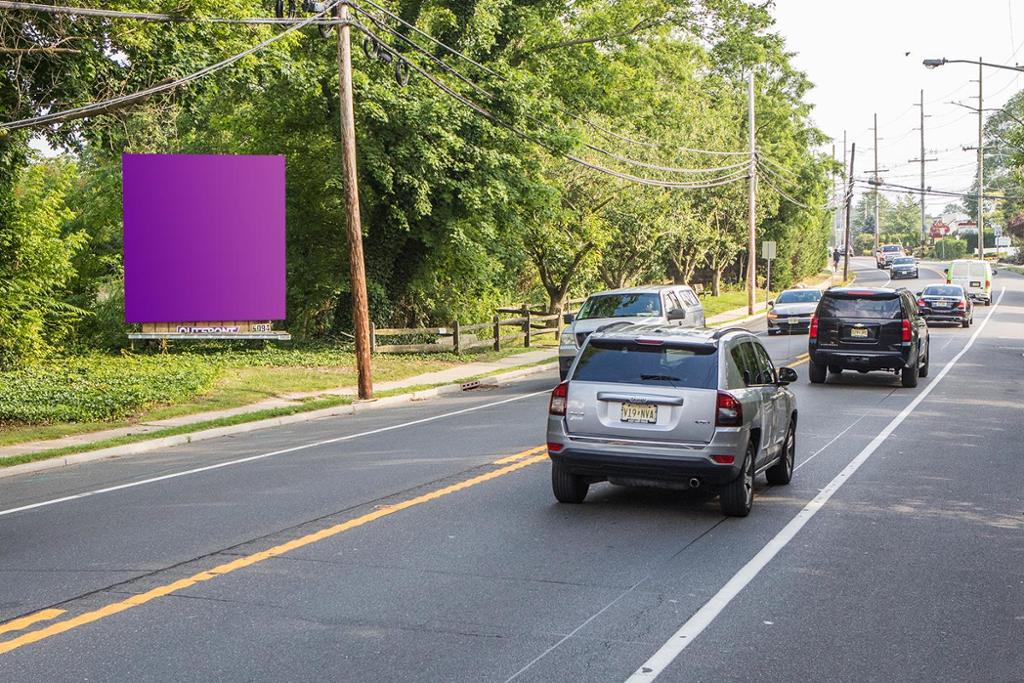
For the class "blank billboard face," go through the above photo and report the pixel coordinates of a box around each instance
[123,154,286,323]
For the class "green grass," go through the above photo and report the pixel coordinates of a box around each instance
[0,342,554,448]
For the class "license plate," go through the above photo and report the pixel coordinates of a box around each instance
[850,327,869,338]
[970,281,981,287]
[935,301,950,308]
[620,402,657,424]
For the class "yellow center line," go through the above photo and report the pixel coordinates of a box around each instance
[0,609,65,635]
[492,445,547,464]
[789,352,810,367]
[0,454,548,656]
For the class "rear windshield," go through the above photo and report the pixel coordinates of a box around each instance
[577,293,662,320]
[923,285,963,297]
[882,245,902,252]
[818,295,903,319]
[776,290,821,304]
[572,340,718,389]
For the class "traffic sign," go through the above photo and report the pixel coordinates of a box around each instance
[762,241,777,260]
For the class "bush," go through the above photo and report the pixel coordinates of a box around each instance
[931,238,967,260]
[0,354,220,424]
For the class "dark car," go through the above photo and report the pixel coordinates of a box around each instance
[889,256,919,279]
[807,287,930,388]
[917,284,973,327]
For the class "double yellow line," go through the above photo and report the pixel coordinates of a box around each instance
[0,446,549,656]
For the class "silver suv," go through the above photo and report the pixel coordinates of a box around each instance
[559,286,705,380]
[547,325,798,516]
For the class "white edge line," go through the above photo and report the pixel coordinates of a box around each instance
[0,389,550,518]
[625,286,1005,682]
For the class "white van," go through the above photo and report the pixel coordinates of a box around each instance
[946,259,995,305]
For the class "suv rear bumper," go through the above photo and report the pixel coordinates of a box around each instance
[546,422,747,486]
[810,347,912,370]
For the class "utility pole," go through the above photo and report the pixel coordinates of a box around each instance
[872,113,881,254]
[844,143,856,282]
[841,131,848,250]
[976,57,985,260]
[337,2,374,400]
[831,142,838,246]
[746,70,757,316]
[910,90,937,246]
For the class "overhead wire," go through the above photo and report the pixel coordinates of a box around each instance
[1,2,342,131]
[0,1,335,25]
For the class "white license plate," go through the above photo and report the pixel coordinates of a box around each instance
[970,281,981,287]
[850,327,869,338]
[935,301,950,308]
[621,402,657,424]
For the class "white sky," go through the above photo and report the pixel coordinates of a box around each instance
[771,0,1024,216]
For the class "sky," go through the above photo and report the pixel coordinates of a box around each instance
[771,0,1024,219]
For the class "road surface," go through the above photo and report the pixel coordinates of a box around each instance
[1,258,1021,681]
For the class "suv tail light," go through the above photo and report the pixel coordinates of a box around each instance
[901,319,912,342]
[917,298,926,307]
[549,382,568,416]
[716,391,742,427]
[809,314,819,339]
[956,300,966,309]
[985,279,991,290]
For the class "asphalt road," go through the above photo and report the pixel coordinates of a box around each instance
[1,258,1021,682]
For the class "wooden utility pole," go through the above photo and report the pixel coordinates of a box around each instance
[746,70,757,316]
[976,57,985,260]
[337,2,373,400]
[843,143,856,282]
[872,113,880,254]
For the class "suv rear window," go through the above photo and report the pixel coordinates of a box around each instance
[572,340,718,389]
[577,293,662,320]
[882,245,902,252]
[818,295,903,319]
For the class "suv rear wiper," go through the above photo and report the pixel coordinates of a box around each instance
[640,373,682,388]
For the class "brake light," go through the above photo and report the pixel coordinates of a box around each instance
[985,280,991,290]
[711,455,735,465]
[917,298,926,307]
[547,442,564,453]
[716,391,742,427]
[901,319,912,342]
[549,382,568,416]
[809,314,819,339]
[956,300,966,309]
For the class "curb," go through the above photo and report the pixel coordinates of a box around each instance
[0,361,558,480]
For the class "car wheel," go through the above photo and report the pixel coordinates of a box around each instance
[551,463,588,503]
[961,318,970,328]
[720,440,755,517]
[828,365,842,375]
[765,420,795,486]
[808,359,827,384]
[918,349,929,377]
[901,358,920,388]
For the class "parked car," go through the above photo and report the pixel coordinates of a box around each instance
[547,325,798,517]
[558,286,705,380]
[889,255,919,279]
[767,288,823,335]
[807,287,930,388]
[945,259,995,305]
[875,244,905,269]
[917,284,973,327]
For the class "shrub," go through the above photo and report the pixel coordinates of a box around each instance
[0,354,220,424]
[931,238,967,260]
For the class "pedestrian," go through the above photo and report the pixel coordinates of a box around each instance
[832,247,841,270]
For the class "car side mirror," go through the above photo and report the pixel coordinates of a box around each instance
[563,312,575,324]
[777,367,798,385]
[767,299,775,306]
[667,309,686,321]
[992,269,998,275]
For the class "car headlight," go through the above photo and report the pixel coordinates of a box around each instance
[560,330,576,347]
[767,310,778,319]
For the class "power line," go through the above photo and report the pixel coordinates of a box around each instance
[0,1,334,25]
[353,22,748,190]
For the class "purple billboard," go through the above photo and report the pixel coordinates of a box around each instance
[123,154,286,323]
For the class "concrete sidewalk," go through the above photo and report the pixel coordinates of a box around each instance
[0,349,557,460]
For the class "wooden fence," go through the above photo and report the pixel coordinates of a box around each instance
[371,298,586,354]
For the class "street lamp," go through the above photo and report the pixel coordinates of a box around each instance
[920,56,1024,261]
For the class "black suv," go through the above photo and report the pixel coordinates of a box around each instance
[807,287,929,388]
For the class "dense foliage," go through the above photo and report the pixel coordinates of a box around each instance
[1,0,832,369]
